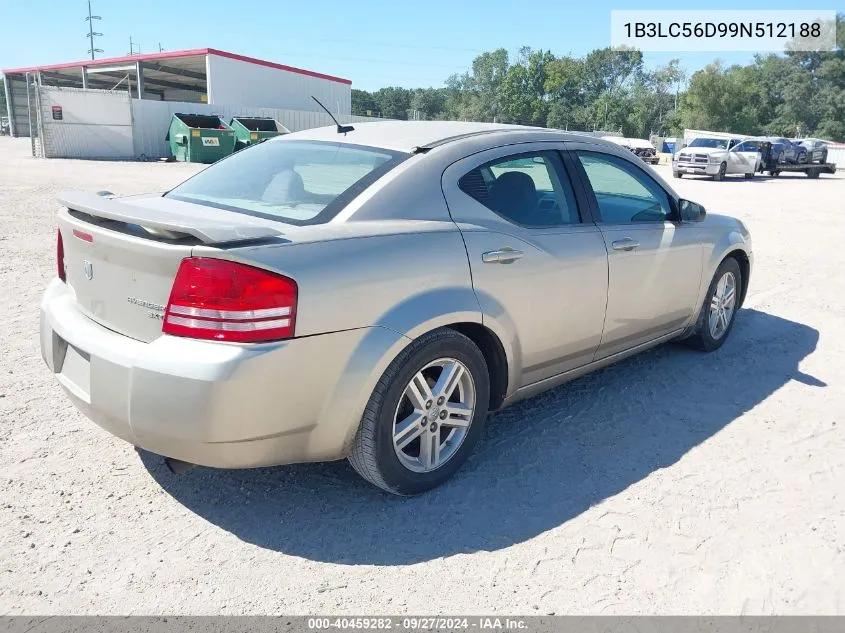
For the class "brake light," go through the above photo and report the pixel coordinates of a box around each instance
[57,230,66,282]
[162,258,297,343]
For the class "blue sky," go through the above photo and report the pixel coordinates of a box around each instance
[1,0,841,90]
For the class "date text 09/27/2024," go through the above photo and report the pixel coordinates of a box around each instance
[307,618,528,631]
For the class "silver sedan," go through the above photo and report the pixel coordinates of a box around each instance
[40,122,753,495]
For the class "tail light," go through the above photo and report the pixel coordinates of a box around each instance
[163,258,297,343]
[57,230,66,282]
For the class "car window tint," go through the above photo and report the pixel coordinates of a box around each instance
[166,140,407,225]
[576,152,671,224]
[458,152,580,227]
[735,141,760,152]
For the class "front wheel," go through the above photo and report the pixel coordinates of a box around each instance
[349,329,490,495]
[673,171,682,178]
[713,162,727,181]
[687,258,742,352]
[744,172,754,179]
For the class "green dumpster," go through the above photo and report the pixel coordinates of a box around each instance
[166,113,236,163]
[230,116,290,150]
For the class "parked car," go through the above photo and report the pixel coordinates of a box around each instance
[672,137,760,180]
[762,137,807,164]
[794,139,829,164]
[40,122,752,495]
[601,136,659,164]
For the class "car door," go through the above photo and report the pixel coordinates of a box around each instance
[566,145,704,360]
[776,139,795,162]
[730,140,761,174]
[441,144,609,387]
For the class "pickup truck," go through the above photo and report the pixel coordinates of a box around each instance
[673,137,761,180]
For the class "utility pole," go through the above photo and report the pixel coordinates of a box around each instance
[85,0,103,60]
[128,36,140,56]
[158,43,164,52]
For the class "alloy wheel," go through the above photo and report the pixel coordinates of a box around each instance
[708,271,737,339]
[392,358,476,473]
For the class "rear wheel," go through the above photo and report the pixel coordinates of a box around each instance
[820,151,828,164]
[349,329,490,495]
[713,162,727,181]
[687,258,742,352]
[673,171,683,179]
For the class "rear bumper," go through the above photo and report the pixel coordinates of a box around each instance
[40,279,409,468]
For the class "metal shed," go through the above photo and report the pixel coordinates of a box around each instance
[2,48,352,138]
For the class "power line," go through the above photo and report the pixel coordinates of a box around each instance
[276,36,484,54]
[84,0,103,59]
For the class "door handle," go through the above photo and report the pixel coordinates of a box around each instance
[611,238,640,252]
[482,248,524,264]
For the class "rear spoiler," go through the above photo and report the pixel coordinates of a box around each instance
[57,191,285,245]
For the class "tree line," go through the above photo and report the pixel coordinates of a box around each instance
[352,14,844,141]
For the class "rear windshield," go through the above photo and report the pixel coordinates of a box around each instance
[166,139,408,225]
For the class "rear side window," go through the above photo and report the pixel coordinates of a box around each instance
[166,140,408,225]
[458,152,580,227]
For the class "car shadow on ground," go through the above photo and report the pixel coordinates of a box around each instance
[676,175,776,183]
[140,308,823,565]
[678,173,834,183]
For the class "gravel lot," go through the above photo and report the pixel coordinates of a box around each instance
[1,136,843,615]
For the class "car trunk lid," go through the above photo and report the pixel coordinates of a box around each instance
[57,191,287,343]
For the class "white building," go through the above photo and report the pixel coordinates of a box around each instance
[3,48,353,138]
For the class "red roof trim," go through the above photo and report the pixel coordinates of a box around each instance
[2,47,352,86]
[2,48,211,74]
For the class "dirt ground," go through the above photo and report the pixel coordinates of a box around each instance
[1,136,843,615]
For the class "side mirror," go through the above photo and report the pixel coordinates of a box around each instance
[679,199,706,222]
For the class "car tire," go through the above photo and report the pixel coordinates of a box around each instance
[713,162,727,181]
[348,328,490,496]
[744,172,754,179]
[820,151,828,164]
[673,171,682,178]
[687,257,742,352]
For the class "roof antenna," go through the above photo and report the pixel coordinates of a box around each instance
[311,96,354,135]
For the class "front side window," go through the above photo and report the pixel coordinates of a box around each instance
[166,140,408,225]
[576,152,671,224]
[458,152,580,227]
[734,141,760,152]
